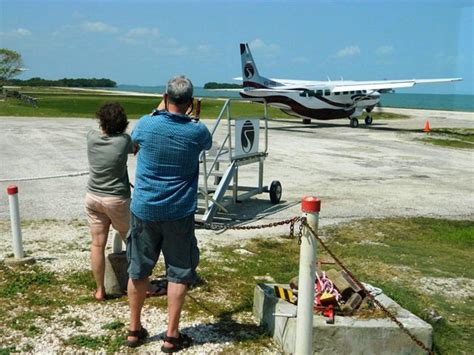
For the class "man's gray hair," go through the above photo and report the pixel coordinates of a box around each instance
[166,75,193,105]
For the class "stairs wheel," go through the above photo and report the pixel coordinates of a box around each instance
[269,180,282,204]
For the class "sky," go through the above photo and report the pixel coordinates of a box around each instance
[1,0,472,94]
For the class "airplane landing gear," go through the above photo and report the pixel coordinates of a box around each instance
[365,115,373,125]
[350,118,359,128]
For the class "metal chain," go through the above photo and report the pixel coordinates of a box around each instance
[199,215,433,354]
[301,220,434,355]
[200,216,302,239]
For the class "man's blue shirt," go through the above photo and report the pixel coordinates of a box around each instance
[131,111,212,221]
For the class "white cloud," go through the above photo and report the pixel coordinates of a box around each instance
[375,45,394,56]
[292,56,310,64]
[158,38,188,56]
[81,21,118,34]
[197,44,212,54]
[335,45,360,58]
[15,28,32,36]
[0,28,32,37]
[120,27,160,44]
[248,39,280,56]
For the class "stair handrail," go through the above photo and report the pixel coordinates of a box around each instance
[200,99,232,184]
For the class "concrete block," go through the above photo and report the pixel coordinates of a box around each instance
[4,256,35,266]
[254,283,432,354]
[104,251,128,296]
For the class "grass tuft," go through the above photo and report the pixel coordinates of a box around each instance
[418,128,474,149]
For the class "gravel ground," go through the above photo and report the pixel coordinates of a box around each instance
[0,108,473,352]
[4,301,277,353]
[1,108,472,233]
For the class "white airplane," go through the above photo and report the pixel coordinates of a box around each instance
[237,43,462,127]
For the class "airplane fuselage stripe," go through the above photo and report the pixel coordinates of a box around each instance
[240,92,356,120]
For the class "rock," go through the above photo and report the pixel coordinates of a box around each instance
[424,308,444,324]
[233,248,255,256]
[254,275,275,282]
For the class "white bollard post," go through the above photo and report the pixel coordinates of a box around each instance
[7,185,25,259]
[112,231,123,254]
[295,196,320,355]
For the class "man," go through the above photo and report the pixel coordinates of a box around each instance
[126,76,212,352]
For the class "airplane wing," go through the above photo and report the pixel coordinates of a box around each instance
[330,78,462,93]
[234,76,327,88]
[206,88,242,92]
[235,76,462,92]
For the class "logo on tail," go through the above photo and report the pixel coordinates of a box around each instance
[244,63,255,79]
[240,43,281,89]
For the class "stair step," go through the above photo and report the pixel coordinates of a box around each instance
[199,170,224,177]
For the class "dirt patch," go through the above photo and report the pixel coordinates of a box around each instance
[415,277,474,299]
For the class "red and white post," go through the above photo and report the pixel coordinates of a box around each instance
[295,196,320,355]
[6,185,25,259]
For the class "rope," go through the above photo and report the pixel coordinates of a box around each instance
[0,171,89,183]
[302,220,434,355]
[193,217,433,354]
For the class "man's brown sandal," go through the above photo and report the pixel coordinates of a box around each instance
[161,333,193,353]
[127,327,149,348]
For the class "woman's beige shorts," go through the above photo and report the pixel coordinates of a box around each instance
[85,192,131,235]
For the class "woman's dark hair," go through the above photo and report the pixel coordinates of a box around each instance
[96,102,129,135]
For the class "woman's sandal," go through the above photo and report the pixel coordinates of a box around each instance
[161,333,193,353]
[127,327,149,348]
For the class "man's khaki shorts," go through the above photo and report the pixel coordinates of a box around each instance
[84,192,130,235]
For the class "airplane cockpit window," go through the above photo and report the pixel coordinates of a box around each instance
[299,92,308,97]
[350,91,355,94]
[316,90,323,95]
[356,90,362,94]
[343,91,348,95]
[363,90,367,94]
[335,92,340,95]
[325,90,330,95]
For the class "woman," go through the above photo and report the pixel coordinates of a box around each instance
[85,102,133,301]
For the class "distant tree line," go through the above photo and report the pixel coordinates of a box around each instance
[204,82,242,89]
[4,77,117,87]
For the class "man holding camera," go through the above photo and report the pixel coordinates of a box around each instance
[126,76,212,352]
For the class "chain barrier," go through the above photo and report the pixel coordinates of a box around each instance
[200,216,303,239]
[200,217,432,354]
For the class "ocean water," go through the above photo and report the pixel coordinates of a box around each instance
[116,85,473,112]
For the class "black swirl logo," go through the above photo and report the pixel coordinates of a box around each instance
[241,120,255,153]
[244,63,255,79]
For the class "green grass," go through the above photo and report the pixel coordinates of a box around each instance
[0,264,58,297]
[0,91,293,119]
[372,111,410,120]
[0,217,471,352]
[418,128,474,149]
[321,218,474,352]
[101,320,124,330]
[0,88,408,121]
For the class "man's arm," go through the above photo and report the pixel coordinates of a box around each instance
[200,125,212,151]
[131,119,142,155]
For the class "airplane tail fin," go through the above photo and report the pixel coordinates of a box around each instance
[240,43,272,89]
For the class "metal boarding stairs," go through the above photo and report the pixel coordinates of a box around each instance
[196,98,282,225]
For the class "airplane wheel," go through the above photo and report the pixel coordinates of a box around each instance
[269,180,282,204]
[302,118,311,124]
[365,116,373,125]
[350,118,359,128]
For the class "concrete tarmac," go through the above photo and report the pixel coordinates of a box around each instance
[0,108,473,240]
